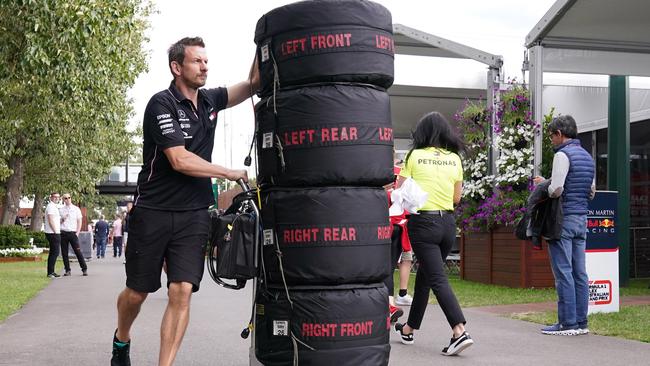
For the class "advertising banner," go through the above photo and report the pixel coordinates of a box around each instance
[586,191,619,314]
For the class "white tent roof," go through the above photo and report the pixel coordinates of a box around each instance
[525,0,650,174]
[525,0,650,76]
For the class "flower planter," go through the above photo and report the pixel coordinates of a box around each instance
[0,256,42,263]
[460,225,554,288]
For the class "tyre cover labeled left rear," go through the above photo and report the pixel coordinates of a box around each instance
[255,285,390,366]
[260,187,391,285]
[256,84,393,187]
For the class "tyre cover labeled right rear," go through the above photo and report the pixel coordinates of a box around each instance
[255,0,394,95]
[261,187,391,285]
[256,84,393,187]
[255,285,390,366]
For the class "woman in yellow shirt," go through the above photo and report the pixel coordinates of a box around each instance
[394,111,474,356]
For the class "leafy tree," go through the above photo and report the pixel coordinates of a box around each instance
[0,0,152,224]
[80,194,128,222]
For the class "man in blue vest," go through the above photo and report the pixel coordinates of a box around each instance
[534,115,595,336]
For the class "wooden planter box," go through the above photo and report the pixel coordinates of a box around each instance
[460,225,555,288]
[0,256,42,263]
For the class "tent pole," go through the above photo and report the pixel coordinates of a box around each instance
[530,45,544,177]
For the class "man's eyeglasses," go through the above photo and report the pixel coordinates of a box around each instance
[62,196,71,200]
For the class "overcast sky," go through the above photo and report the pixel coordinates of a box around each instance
[127,0,646,172]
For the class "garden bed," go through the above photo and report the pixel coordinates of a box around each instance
[0,256,42,263]
[460,225,555,288]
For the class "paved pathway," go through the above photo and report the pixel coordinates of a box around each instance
[1,257,649,365]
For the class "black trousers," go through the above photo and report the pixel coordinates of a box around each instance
[60,231,87,272]
[382,225,403,298]
[406,213,465,329]
[113,236,123,257]
[45,233,60,275]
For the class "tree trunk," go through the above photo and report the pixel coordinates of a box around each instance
[30,194,45,231]
[1,156,25,226]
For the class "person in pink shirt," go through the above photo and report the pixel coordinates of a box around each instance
[111,215,123,258]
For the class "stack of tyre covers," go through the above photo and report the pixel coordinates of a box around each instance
[253,1,394,365]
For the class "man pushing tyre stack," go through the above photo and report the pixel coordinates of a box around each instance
[252,1,396,365]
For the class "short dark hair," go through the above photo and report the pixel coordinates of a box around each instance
[168,37,205,74]
[548,115,578,138]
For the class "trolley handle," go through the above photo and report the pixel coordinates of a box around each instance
[237,178,251,192]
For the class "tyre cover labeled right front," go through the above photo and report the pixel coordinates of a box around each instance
[255,285,390,366]
[255,0,394,95]
[261,187,391,286]
[256,84,393,187]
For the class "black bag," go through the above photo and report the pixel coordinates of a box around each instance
[254,0,394,96]
[255,284,390,366]
[256,84,393,187]
[210,211,257,280]
[207,191,259,289]
[260,187,391,286]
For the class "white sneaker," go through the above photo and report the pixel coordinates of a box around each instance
[442,331,474,356]
[395,294,413,306]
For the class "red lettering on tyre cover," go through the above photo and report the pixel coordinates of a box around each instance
[335,33,344,47]
[326,34,336,48]
[378,127,393,141]
[339,321,373,337]
[283,129,315,146]
[281,38,307,56]
[349,127,358,140]
[375,35,394,52]
[378,225,392,240]
[302,323,338,337]
[331,127,339,141]
[310,33,352,50]
[321,128,330,142]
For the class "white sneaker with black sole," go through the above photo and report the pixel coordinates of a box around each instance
[395,294,413,306]
[441,331,474,356]
[394,323,414,345]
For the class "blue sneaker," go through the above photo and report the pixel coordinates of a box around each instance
[541,323,578,336]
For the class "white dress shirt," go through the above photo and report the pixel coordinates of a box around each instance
[59,204,82,232]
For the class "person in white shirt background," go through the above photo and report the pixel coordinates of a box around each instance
[111,214,123,258]
[59,193,88,276]
[44,192,62,278]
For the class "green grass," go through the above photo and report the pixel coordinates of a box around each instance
[511,305,650,343]
[0,257,50,323]
[396,273,650,343]
[620,278,650,296]
[397,273,650,308]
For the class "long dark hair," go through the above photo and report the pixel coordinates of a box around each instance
[405,111,465,165]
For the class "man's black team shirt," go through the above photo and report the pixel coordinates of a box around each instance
[134,81,228,211]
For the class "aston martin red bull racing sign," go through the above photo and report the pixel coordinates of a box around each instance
[586,191,619,314]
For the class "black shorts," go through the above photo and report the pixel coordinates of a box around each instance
[125,206,210,293]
